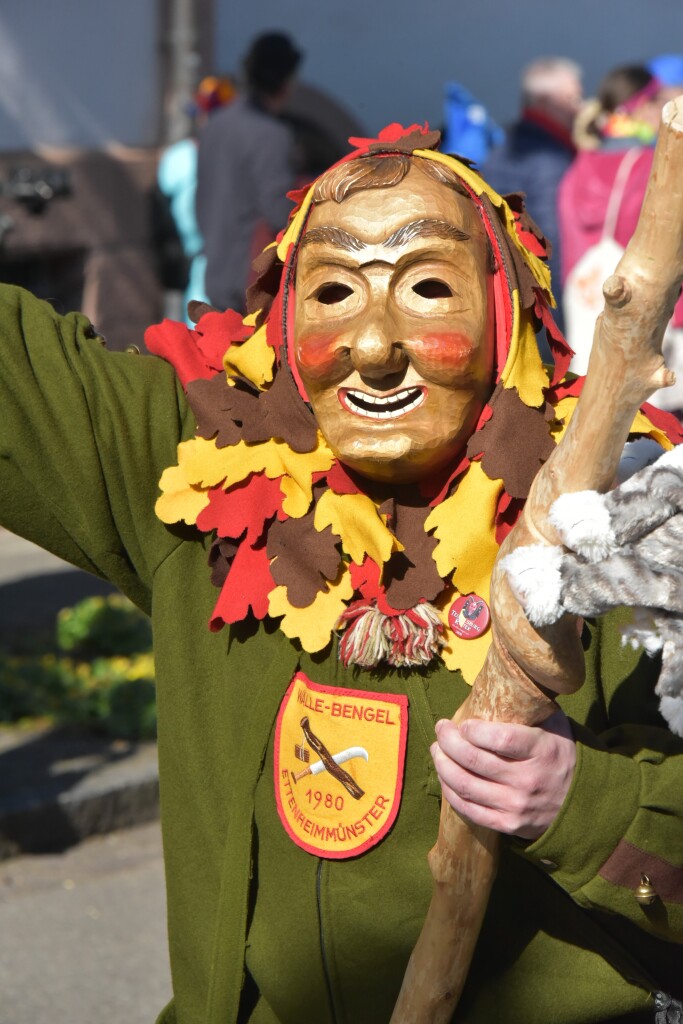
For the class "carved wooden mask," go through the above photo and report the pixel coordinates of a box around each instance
[294,164,495,482]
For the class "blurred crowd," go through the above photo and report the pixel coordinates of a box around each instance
[480,53,683,415]
[156,35,683,415]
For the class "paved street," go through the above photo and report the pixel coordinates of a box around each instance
[0,822,171,1023]
[0,533,170,1021]
[0,528,115,630]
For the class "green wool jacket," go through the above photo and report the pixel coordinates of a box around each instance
[0,286,681,1024]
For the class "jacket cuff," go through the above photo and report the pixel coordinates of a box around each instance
[516,721,641,891]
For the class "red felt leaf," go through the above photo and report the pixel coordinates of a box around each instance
[326,461,364,496]
[535,297,573,387]
[286,183,312,208]
[420,452,470,506]
[145,308,253,389]
[349,557,381,598]
[639,402,683,445]
[495,492,524,544]
[513,212,547,259]
[348,122,433,150]
[196,474,283,542]
[548,374,584,403]
[209,540,273,629]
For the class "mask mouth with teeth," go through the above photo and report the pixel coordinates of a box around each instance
[150,123,680,672]
[339,386,426,420]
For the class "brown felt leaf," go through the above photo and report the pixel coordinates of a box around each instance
[379,498,444,610]
[246,245,283,324]
[367,127,442,155]
[186,365,318,454]
[254,366,318,453]
[480,193,538,312]
[187,375,257,448]
[267,511,342,608]
[208,537,239,588]
[467,384,555,499]
[188,300,218,325]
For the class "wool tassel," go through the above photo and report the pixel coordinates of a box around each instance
[338,599,445,669]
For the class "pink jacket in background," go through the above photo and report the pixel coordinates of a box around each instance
[557,146,683,327]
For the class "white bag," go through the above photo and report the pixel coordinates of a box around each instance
[563,148,640,375]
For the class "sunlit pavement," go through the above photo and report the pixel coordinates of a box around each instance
[0,822,171,1023]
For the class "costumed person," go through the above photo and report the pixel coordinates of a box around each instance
[157,75,237,325]
[558,63,683,413]
[0,124,682,1023]
[196,31,301,314]
[483,56,583,333]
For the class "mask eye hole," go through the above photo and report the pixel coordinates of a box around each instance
[316,284,354,305]
[412,279,453,299]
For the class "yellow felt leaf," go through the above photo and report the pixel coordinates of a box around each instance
[630,409,674,451]
[181,434,334,500]
[549,395,579,442]
[155,464,210,525]
[268,568,354,652]
[223,324,274,388]
[426,461,502,596]
[550,399,673,451]
[440,628,491,685]
[500,291,549,407]
[178,436,235,488]
[280,474,313,519]
[314,490,402,566]
[277,189,315,263]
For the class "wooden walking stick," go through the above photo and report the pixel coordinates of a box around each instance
[392,96,683,1024]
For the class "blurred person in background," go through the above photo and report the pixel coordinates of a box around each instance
[196,32,301,314]
[558,64,683,415]
[156,75,236,324]
[649,53,683,104]
[441,80,504,166]
[483,57,583,330]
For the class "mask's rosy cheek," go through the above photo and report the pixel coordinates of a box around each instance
[295,333,344,383]
[409,333,479,382]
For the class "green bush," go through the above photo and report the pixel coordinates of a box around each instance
[0,596,156,739]
[56,594,153,657]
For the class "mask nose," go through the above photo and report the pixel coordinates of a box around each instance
[349,317,407,380]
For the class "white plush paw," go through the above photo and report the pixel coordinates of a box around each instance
[654,443,683,473]
[659,694,683,737]
[549,490,616,562]
[620,609,663,656]
[500,544,564,626]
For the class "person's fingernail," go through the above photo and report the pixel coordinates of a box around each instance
[435,718,449,735]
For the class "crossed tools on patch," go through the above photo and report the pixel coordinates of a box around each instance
[292,717,368,800]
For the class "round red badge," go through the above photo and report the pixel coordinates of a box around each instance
[448,593,490,639]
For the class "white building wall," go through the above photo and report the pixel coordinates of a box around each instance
[0,0,159,149]
[217,0,683,135]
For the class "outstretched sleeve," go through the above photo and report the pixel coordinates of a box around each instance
[0,285,196,612]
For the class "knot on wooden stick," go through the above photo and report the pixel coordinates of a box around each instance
[603,274,632,308]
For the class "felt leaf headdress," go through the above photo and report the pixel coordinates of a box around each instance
[149,123,682,681]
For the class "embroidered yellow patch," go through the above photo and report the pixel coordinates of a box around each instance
[274,673,408,859]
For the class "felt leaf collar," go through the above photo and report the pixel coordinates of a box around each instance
[148,126,683,682]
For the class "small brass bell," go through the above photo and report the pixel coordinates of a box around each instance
[634,873,657,906]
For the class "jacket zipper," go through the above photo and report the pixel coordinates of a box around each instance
[317,859,340,1024]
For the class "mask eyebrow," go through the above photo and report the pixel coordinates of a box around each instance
[300,226,365,251]
[384,218,470,248]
